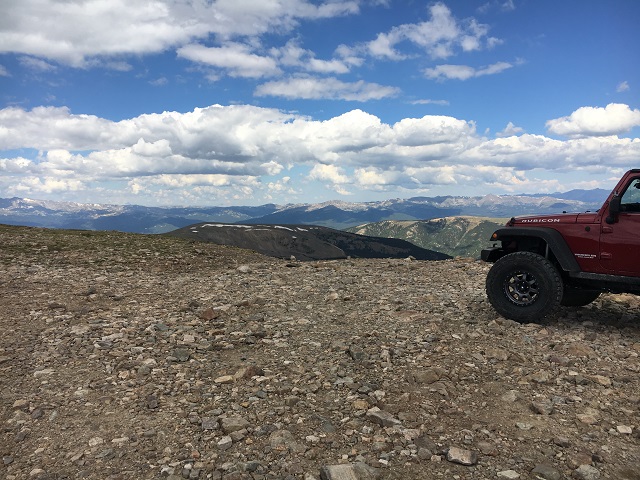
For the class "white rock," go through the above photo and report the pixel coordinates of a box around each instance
[617,425,633,434]
[88,437,104,447]
[497,470,520,479]
[446,446,478,466]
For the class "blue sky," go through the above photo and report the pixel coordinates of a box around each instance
[0,0,639,207]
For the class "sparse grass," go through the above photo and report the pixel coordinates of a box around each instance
[0,224,265,269]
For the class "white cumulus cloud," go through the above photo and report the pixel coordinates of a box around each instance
[309,164,350,184]
[1,103,639,203]
[0,0,360,67]
[424,61,513,81]
[546,103,640,138]
[366,2,496,60]
[19,57,57,72]
[272,40,353,74]
[255,77,400,101]
[178,43,281,78]
[496,122,524,137]
[617,81,630,93]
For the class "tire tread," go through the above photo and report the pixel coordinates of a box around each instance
[486,251,563,323]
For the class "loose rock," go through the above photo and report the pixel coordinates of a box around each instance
[573,465,601,480]
[531,464,562,480]
[446,446,478,466]
[320,462,380,480]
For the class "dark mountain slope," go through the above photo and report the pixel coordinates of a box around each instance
[166,223,451,261]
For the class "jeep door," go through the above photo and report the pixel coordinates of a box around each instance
[599,176,640,276]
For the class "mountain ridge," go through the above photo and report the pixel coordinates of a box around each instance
[165,222,451,261]
[0,189,607,233]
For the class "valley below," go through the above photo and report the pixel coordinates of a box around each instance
[1,225,639,480]
[347,217,507,259]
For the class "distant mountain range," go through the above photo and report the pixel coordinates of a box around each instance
[0,189,608,233]
[166,223,451,261]
[0,197,277,233]
[347,216,507,259]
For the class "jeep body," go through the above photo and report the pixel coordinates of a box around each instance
[481,169,640,322]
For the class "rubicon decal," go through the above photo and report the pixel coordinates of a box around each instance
[574,253,597,259]
[520,218,561,223]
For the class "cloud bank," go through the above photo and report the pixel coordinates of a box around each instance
[1,103,638,205]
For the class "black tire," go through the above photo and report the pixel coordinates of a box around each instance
[486,251,563,323]
[560,288,600,307]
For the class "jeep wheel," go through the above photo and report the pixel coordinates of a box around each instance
[486,251,563,323]
[560,288,600,307]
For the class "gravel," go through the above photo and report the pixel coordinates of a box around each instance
[1,225,639,479]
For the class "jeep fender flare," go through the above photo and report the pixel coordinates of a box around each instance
[490,227,581,274]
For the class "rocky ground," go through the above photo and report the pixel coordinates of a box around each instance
[1,224,639,480]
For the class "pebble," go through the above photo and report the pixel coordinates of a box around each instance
[516,422,534,430]
[269,429,305,453]
[146,394,159,409]
[531,399,554,415]
[88,437,104,447]
[501,390,520,402]
[497,470,520,479]
[616,425,633,434]
[217,436,233,451]
[566,343,596,358]
[477,441,498,456]
[553,436,571,448]
[219,416,249,434]
[172,348,190,362]
[319,462,380,480]
[348,344,367,362]
[12,399,29,409]
[573,465,601,480]
[413,369,441,384]
[531,463,562,480]
[576,413,599,425]
[365,407,401,427]
[591,375,611,386]
[201,417,217,430]
[446,447,478,466]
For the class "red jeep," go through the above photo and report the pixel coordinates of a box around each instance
[482,169,640,323]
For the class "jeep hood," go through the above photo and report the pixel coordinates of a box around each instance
[507,212,598,226]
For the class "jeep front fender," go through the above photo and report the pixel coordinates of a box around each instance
[489,227,581,274]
